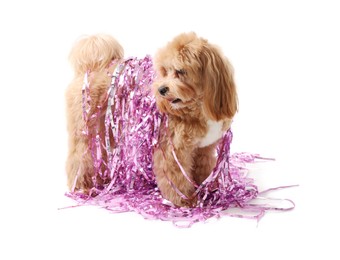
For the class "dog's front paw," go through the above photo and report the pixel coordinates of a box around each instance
[181,197,198,208]
[164,191,197,208]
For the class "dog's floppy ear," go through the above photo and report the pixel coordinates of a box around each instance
[200,44,238,121]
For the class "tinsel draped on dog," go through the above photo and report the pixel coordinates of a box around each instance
[65,33,294,225]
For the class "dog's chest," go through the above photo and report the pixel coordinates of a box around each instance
[198,120,224,147]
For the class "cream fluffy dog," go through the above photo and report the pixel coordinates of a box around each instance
[66,32,237,207]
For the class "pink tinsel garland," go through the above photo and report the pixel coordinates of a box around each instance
[65,56,296,227]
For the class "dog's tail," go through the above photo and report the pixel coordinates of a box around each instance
[69,34,124,75]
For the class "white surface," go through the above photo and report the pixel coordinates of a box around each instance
[1,1,339,259]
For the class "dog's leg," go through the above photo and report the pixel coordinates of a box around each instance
[153,146,196,207]
[192,143,218,184]
[65,77,94,191]
[66,136,94,191]
[65,73,110,192]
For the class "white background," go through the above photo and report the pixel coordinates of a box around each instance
[1,0,339,259]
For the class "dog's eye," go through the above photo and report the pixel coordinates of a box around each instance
[175,69,186,77]
[160,67,167,77]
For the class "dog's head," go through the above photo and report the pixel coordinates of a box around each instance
[153,32,238,121]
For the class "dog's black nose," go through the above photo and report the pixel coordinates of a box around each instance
[158,86,169,96]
